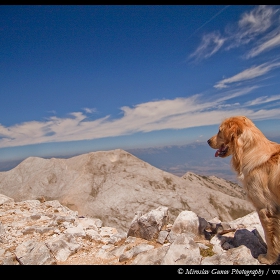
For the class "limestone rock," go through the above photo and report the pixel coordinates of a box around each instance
[0,149,254,232]
[0,193,274,265]
[127,206,168,240]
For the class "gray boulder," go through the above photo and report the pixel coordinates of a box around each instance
[0,193,273,265]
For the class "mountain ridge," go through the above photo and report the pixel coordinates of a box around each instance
[0,142,237,182]
[0,149,254,232]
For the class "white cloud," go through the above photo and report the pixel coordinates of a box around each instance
[189,32,226,61]
[214,62,280,89]
[237,5,275,38]
[83,107,97,114]
[246,32,280,58]
[47,110,56,115]
[214,86,258,101]
[1,88,280,148]
[244,94,280,106]
[190,5,280,60]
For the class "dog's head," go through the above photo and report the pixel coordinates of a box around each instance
[207,116,249,158]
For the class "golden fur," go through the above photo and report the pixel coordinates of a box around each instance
[207,116,280,264]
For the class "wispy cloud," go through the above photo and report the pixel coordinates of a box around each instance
[189,32,226,61]
[244,94,280,106]
[0,87,279,148]
[213,86,259,102]
[47,110,56,115]
[246,32,280,58]
[214,61,280,89]
[190,5,280,61]
[234,5,276,45]
[83,107,97,114]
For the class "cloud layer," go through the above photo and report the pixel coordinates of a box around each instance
[1,84,280,148]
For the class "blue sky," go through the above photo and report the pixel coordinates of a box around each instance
[1,5,280,179]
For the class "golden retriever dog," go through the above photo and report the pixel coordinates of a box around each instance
[207,116,280,265]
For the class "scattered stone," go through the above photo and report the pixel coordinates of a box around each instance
[0,193,271,265]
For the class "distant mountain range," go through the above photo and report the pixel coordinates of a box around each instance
[127,142,236,182]
[0,149,254,232]
[0,142,236,183]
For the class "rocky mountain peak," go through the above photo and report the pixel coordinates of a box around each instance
[0,149,254,233]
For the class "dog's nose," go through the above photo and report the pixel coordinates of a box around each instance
[207,139,211,145]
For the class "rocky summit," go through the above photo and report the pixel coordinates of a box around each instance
[0,193,275,265]
[0,149,254,232]
[1,148,271,265]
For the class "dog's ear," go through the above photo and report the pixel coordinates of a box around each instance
[231,122,243,137]
[224,120,243,142]
[228,118,245,173]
